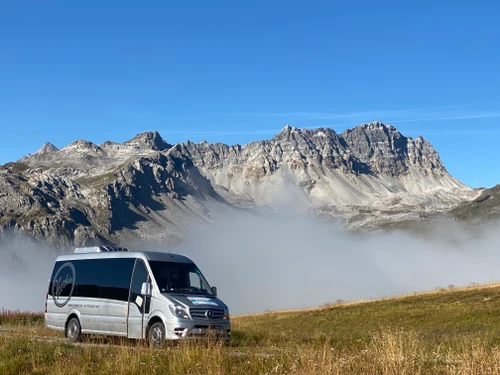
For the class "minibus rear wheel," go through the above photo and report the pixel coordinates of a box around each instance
[148,322,166,347]
[66,316,82,343]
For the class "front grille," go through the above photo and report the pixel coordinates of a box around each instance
[189,308,224,321]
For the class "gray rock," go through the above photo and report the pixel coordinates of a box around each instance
[124,131,172,151]
[0,122,478,249]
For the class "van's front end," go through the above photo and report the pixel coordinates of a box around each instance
[161,294,231,340]
[146,255,231,341]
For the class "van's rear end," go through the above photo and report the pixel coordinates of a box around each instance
[44,258,74,332]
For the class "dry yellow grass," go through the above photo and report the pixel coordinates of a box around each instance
[2,328,500,374]
[2,282,500,374]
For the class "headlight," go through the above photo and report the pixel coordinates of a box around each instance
[223,310,230,320]
[169,305,189,319]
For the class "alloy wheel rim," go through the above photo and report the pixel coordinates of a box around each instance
[151,327,163,343]
[68,321,78,338]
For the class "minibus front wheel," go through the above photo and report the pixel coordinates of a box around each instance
[147,321,166,347]
[65,316,82,343]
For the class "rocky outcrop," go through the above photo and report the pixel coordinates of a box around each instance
[124,131,172,151]
[0,122,478,248]
[35,142,59,155]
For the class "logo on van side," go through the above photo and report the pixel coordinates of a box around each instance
[52,262,76,307]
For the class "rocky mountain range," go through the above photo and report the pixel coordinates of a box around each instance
[0,121,487,249]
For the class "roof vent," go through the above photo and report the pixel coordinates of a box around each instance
[74,246,129,254]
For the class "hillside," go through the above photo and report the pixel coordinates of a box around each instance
[450,184,500,222]
[0,122,480,248]
[234,284,500,349]
[2,284,500,374]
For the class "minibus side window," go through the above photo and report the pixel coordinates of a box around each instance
[74,260,100,299]
[99,258,135,301]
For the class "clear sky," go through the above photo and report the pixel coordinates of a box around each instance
[1,1,499,188]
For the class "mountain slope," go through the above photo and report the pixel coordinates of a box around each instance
[0,123,479,248]
[1,134,229,248]
[450,184,500,221]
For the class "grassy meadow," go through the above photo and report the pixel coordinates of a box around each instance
[2,284,500,374]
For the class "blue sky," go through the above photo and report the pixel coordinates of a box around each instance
[1,1,499,188]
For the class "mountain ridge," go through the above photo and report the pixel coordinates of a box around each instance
[0,122,481,248]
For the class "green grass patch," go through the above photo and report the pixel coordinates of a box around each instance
[233,285,500,350]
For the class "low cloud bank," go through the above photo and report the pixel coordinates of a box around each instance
[0,232,59,311]
[178,212,500,314]
[1,211,499,315]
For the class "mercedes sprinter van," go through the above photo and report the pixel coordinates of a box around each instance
[45,246,230,345]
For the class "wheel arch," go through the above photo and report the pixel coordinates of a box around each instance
[65,312,80,329]
[146,315,164,335]
[145,311,168,337]
[64,307,81,328]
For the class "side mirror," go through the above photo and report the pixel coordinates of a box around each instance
[211,286,217,297]
[141,282,152,296]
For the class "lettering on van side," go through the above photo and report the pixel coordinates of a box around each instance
[68,304,98,309]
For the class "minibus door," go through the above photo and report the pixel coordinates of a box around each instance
[127,259,150,339]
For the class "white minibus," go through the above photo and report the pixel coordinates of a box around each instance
[45,246,230,345]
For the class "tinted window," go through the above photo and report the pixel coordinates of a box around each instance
[74,259,100,299]
[98,258,135,301]
[48,258,135,301]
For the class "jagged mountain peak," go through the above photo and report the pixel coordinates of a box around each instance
[281,124,297,132]
[17,142,59,163]
[272,124,308,142]
[278,124,302,134]
[342,121,400,136]
[415,135,426,143]
[63,140,102,150]
[276,122,401,143]
[37,142,59,154]
[363,120,393,129]
[124,131,172,151]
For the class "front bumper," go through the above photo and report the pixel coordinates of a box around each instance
[166,320,231,340]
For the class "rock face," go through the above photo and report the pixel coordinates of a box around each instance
[124,131,172,151]
[181,122,472,209]
[0,123,478,249]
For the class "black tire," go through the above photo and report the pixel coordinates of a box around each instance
[148,322,166,347]
[65,317,82,343]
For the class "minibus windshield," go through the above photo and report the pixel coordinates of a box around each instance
[149,261,214,295]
